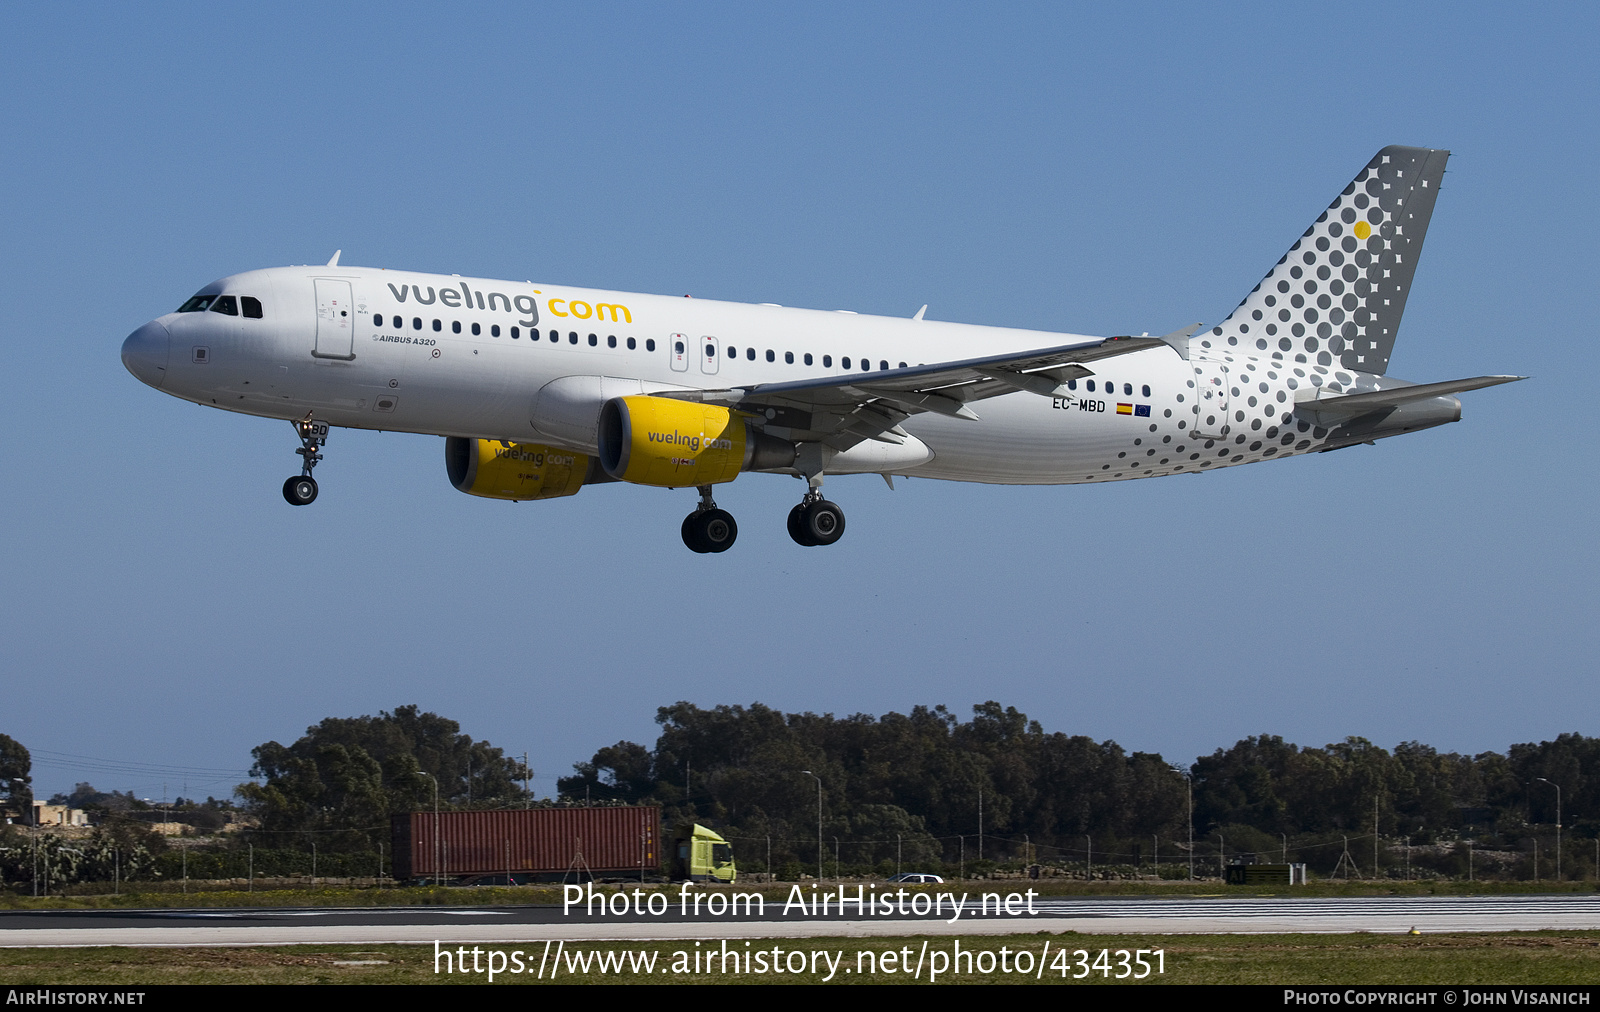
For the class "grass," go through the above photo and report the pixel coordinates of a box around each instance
[1,933,1598,984]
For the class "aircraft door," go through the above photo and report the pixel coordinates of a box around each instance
[313,279,356,360]
[700,335,719,375]
[669,333,689,372]
[1192,359,1231,439]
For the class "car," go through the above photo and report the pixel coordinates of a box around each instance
[886,872,944,884]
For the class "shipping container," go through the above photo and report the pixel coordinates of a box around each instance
[392,807,660,883]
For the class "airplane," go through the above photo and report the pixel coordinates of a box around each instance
[122,145,1519,553]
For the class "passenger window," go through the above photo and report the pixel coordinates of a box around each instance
[823,355,832,367]
[210,296,238,316]
[1123,382,1132,396]
[746,348,755,361]
[765,349,774,362]
[1067,379,1077,390]
[804,353,813,365]
[242,296,263,319]
[861,360,870,371]
[434,319,443,332]
[393,315,403,329]
[373,314,383,327]
[569,332,578,344]
[898,362,907,369]
[627,337,636,350]
[511,326,519,338]
[588,334,597,346]
[646,339,656,352]
[491,324,501,337]
[608,335,616,348]
[1142,384,1151,397]
[842,357,851,369]
[727,346,737,358]
[177,295,215,313]
[1087,380,1096,392]
[452,321,461,334]
[548,329,558,342]
[471,323,481,335]
[707,343,716,357]
[675,339,685,354]
[784,351,793,364]
[880,360,888,371]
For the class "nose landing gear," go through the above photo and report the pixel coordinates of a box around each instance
[682,485,738,553]
[282,415,328,506]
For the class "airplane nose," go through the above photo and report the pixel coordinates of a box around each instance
[121,319,170,389]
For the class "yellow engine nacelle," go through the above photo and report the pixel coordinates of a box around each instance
[445,437,608,501]
[598,396,796,488]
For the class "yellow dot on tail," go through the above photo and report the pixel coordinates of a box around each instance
[1354,221,1372,240]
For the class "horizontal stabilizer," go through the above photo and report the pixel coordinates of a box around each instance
[1295,375,1523,423]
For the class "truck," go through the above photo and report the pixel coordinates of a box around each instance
[390,806,736,884]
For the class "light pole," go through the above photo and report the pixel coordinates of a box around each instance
[801,771,823,881]
[1537,778,1562,882]
[1171,766,1194,881]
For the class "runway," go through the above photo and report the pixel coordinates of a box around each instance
[3,895,1598,947]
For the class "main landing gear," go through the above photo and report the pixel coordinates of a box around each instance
[282,414,328,506]
[678,483,849,552]
[787,492,846,547]
[682,485,738,553]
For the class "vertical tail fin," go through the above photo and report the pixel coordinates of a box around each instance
[1201,146,1449,375]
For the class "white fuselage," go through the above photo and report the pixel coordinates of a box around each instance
[121,264,1433,487]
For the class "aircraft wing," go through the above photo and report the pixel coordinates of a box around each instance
[649,334,1178,450]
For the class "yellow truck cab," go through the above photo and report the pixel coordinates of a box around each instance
[672,823,737,883]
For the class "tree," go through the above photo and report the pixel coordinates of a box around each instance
[237,706,530,850]
[558,741,655,802]
[0,734,30,819]
[561,700,1188,868]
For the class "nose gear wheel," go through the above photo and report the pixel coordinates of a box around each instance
[283,475,318,505]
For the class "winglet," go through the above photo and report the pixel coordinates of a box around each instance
[912,305,927,321]
[1158,324,1201,361]
[326,250,342,267]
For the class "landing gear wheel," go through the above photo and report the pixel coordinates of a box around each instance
[283,475,318,506]
[681,514,709,553]
[697,509,737,552]
[682,508,738,553]
[787,502,817,546]
[802,499,845,545]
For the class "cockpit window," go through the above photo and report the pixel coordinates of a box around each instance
[177,294,215,313]
[210,295,239,316]
[241,296,263,319]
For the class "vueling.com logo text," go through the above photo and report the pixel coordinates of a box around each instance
[646,430,733,453]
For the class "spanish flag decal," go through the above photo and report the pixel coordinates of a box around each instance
[1116,403,1133,415]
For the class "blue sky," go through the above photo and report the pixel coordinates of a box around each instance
[1,4,1594,802]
